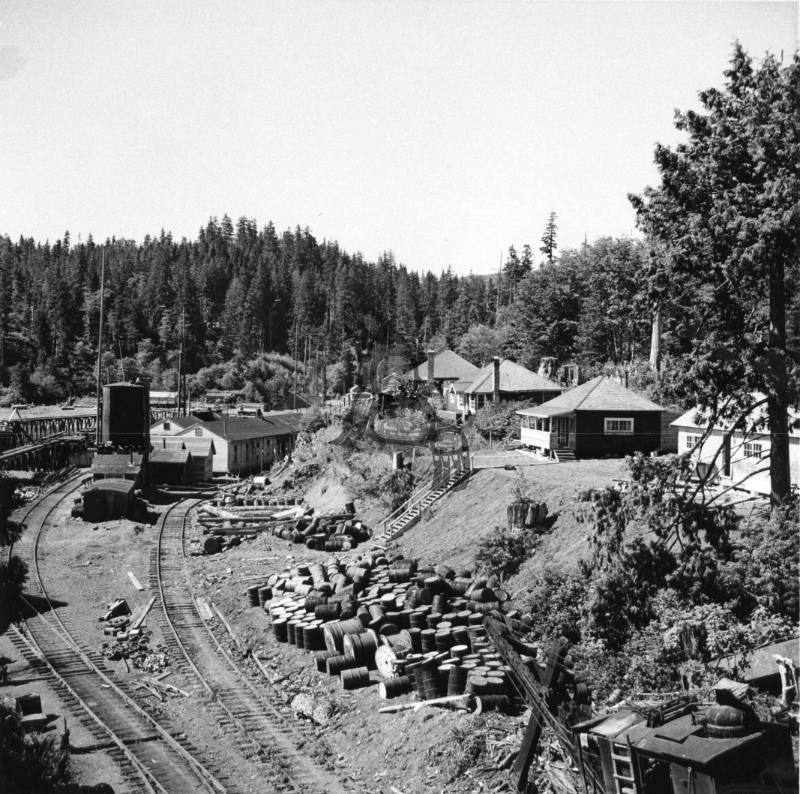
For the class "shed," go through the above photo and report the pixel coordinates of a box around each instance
[160,437,215,483]
[149,447,192,485]
[82,478,135,523]
[91,452,143,486]
[517,376,664,461]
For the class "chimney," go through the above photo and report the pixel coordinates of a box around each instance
[427,350,435,388]
[493,357,501,405]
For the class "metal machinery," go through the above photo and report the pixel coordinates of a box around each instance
[572,699,796,794]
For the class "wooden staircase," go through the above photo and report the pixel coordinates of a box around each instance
[553,447,577,462]
[374,456,472,544]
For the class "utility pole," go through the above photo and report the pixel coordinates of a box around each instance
[177,306,185,416]
[95,251,105,446]
[293,320,299,410]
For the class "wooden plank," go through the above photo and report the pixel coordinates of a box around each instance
[195,596,214,621]
[127,571,144,591]
[129,596,156,630]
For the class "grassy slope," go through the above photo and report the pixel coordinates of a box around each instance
[394,458,628,587]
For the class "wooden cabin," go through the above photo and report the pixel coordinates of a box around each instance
[149,447,192,485]
[517,376,664,461]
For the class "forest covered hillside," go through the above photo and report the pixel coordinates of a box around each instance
[0,218,676,405]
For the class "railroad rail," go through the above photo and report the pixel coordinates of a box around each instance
[152,499,346,794]
[6,474,230,794]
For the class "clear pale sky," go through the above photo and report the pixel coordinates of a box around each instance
[0,1,796,275]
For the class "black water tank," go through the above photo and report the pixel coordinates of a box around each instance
[102,383,146,447]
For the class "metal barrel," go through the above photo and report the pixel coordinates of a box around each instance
[341,666,370,690]
[378,675,412,699]
[447,665,468,695]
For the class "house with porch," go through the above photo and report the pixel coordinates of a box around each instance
[671,403,800,497]
[517,376,664,461]
[457,358,562,414]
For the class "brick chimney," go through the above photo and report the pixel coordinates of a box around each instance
[493,357,501,405]
[427,350,436,388]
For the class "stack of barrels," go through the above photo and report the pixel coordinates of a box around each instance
[260,551,522,710]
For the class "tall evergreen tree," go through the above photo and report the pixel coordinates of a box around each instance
[630,45,800,505]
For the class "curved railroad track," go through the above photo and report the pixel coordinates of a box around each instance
[6,473,230,794]
[152,499,346,794]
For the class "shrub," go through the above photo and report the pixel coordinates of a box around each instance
[523,569,586,644]
[474,526,536,582]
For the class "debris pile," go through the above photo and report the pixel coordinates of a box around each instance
[98,596,167,672]
[197,499,372,554]
[254,551,528,712]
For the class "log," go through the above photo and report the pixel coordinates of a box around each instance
[378,694,472,714]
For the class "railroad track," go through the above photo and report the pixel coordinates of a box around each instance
[6,473,230,794]
[153,499,346,794]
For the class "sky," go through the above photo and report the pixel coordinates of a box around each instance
[0,1,796,276]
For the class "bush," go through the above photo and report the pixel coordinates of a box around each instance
[474,526,536,582]
[523,569,586,644]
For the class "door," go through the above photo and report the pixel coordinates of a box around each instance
[557,416,569,447]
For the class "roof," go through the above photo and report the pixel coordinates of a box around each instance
[402,350,480,383]
[0,404,97,422]
[160,436,216,456]
[632,713,764,768]
[86,478,135,495]
[671,402,800,437]
[150,416,199,432]
[267,394,312,411]
[516,376,664,418]
[463,359,562,395]
[713,636,800,682]
[181,415,301,442]
[150,448,191,464]
[91,453,143,473]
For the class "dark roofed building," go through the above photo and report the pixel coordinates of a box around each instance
[150,447,192,485]
[82,478,136,523]
[160,436,215,483]
[459,358,562,412]
[517,376,664,461]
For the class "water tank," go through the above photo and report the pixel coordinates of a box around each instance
[101,383,147,447]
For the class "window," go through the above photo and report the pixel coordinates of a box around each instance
[743,442,763,459]
[163,421,171,430]
[685,434,702,452]
[194,428,202,436]
[604,417,634,435]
